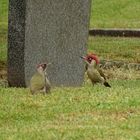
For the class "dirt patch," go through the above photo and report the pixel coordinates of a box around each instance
[0,60,7,80]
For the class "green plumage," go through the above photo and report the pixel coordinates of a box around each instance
[87,61,111,87]
[87,64,104,84]
[82,54,111,87]
[30,72,45,94]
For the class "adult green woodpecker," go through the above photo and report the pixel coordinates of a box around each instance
[81,53,111,87]
[30,63,51,94]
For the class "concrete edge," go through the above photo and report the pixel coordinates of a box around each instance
[89,29,140,37]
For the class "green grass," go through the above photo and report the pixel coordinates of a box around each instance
[0,80,140,140]
[90,0,140,28]
[88,36,140,63]
[0,0,8,34]
[0,33,7,61]
[0,0,8,62]
[0,0,8,21]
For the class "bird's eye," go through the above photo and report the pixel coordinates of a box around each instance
[88,57,92,62]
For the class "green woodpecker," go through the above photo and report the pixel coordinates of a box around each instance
[30,63,51,94]
[81,53,111,87]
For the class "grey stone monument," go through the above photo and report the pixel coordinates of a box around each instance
[8,0,91,87]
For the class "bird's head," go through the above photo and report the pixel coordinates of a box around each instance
[81,53,99,65]
[36,63,47,73]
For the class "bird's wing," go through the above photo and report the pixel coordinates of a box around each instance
[85,64,88,71]
[97,66,106,80]
[30,73,45,90]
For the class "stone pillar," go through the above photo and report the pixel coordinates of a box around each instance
[8,0,91,87]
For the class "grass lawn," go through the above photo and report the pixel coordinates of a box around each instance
[0,0,8,62]
[90,0,140,28]
[0,0,8,32]
[0,1,140,139]
[0,80,140,140]
[88,37,140,63]
[0,32,7,62]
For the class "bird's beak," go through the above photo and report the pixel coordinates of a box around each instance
[80,56,86,60]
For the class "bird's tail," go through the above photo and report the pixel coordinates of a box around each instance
[104,81,111,87]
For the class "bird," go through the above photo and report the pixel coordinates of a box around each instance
[81,53,111,87]
[30,63,51,94]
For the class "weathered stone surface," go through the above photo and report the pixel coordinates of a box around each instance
[8,0,26,87]
[8,0,91,87]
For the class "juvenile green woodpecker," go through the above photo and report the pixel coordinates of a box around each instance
[81,53,111,87]
[30,63,51,94]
